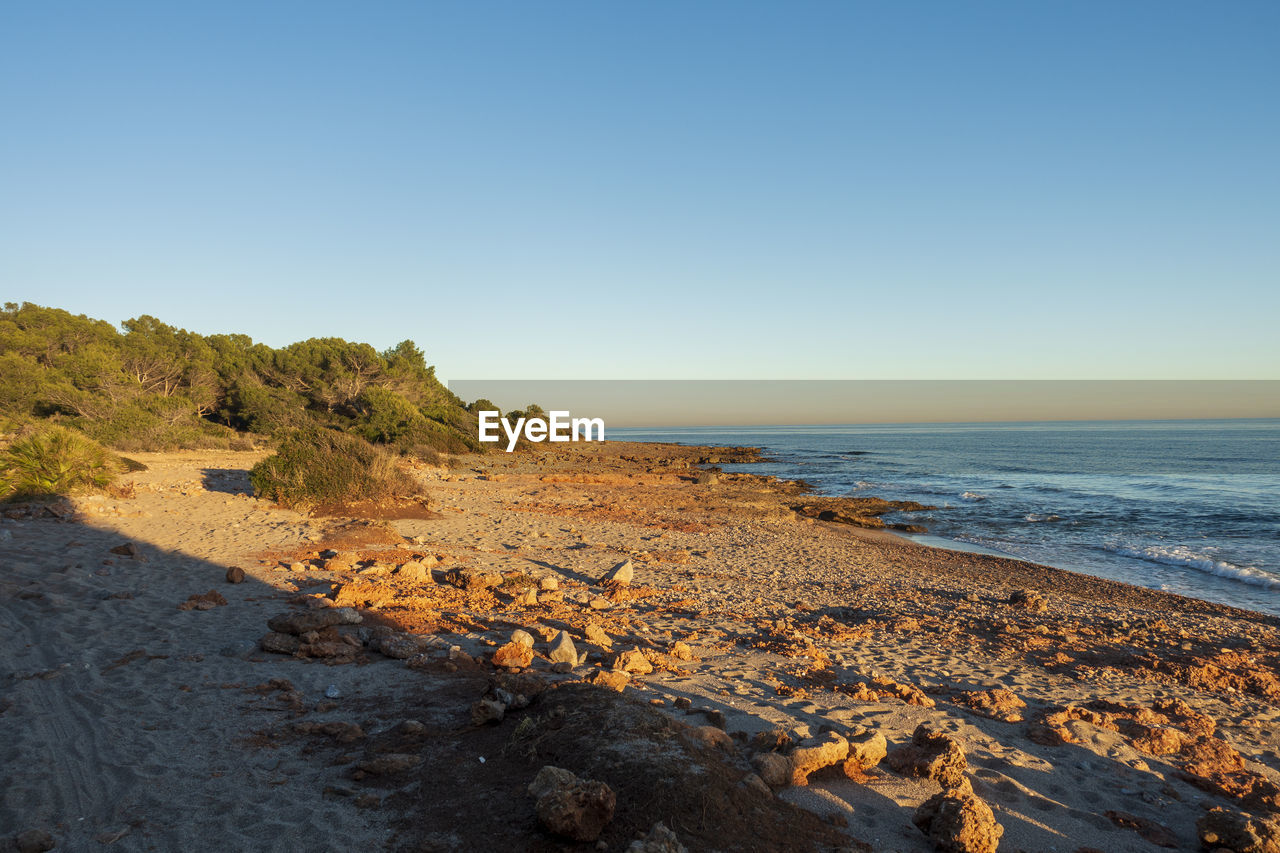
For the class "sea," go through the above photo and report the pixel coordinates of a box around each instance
[608,419,1280,617]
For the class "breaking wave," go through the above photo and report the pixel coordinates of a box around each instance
[1105,543,1280,589]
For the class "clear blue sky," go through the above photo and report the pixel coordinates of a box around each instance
[3,1,1277,382]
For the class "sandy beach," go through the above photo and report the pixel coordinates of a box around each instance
[3,442,1279,852]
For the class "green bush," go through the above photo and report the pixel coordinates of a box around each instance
[356,387,424,444]
[0,424,121,500]
[249,426,424,511]
[76,400,245,452]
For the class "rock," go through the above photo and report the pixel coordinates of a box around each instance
[299,640,358,661]
[1197,806,1280,853]
[790,731,850,786]
[516,587,539,606]
[267,608,362,635]
[587,596,611,610]
[109,542,139,558]
[584,623,612,649]
[444,567,501,590]
[511,629,536,648]
[289,561,308,573]
[260,632,302,654]
[602,559,634,586]
[700,708,726,729]
[13,830,55,853]
[492,641,535,669]
[377,634,424,660]
[669,641,694,661]
[587,669,629,692]
[690,725,735,752]
[177,590,227,611]
[529,766,581,799]
[887,724,968,789]
[952,688,1026,723]
[225,566,245,584]
[752,752,793,789]
[627,822,688,853]
[536,778,617,842]
[548,631,578,665]
[1007,588,1047,612]
[539,575,559,591]
[693,472,718,485]
[914,790,1003,853]
[673,696,692,710]
[742,774,772,797]
[332,579,393,609]
[614,648,653,675]
[357,753,422,775]
[1130,725,1188,756]
[843,730,888,775]
[471,698,506,726]
[397,561,428,582]
[323,554,355,572]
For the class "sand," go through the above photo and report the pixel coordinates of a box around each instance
[2,442,1279,852]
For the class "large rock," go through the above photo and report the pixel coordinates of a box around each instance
[260,632,302,654]
[332,579,394,608]
[614,648,653,675]
[267,607,361,635]
[601,559,634,586]
[887,724,968,789]
[584,622,612,649]
[843,730,888,776]
[914,790,1003,853]
[789,731,849,786]
[470,698,506,726]
[689,725,734,752]
[444,567,501,590]
[529,766,580,798]
[536,778,617,842]
[752,752,793,789]
[588,669,629,692]
[548,631,578,665]
[492,641,534,669]
[396,561,429,582]
[1197,807,1280,853]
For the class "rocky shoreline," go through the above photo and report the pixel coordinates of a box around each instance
[2,441,1279,851]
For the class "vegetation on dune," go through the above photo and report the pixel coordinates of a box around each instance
[0,302,492,457]
[0,423,122,501]
[248,426,424,512]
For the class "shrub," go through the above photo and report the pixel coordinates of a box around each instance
[356,387,424,444]
[249,426,424,511]
[76,401,245,452]
[0,424,121,500]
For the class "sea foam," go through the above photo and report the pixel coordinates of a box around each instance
[1105,543,1280,589]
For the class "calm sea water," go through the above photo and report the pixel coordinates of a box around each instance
[609,420,1280,616]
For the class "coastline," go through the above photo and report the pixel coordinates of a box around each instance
[2,440,1279,851]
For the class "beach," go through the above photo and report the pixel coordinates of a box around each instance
[3,441,1279,852]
